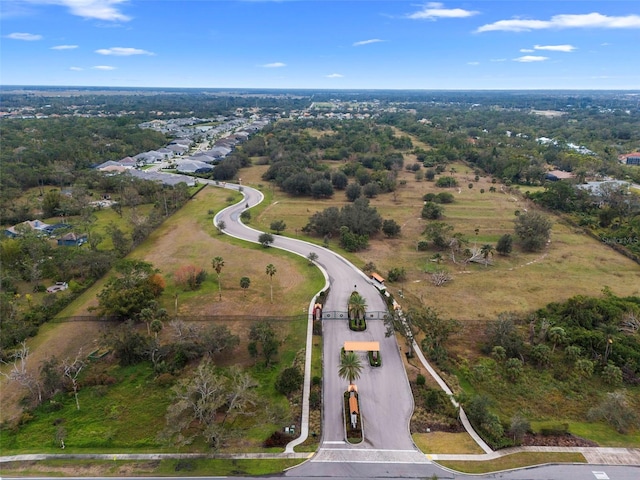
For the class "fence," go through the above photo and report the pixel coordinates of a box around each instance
[320,311,388,321]
[52,314,308,323]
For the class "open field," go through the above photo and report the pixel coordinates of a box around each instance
[241,162,640,322]
[0,185,325,436]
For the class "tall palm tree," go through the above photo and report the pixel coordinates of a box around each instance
[265,264,276,303]
[348,292,367,326]
[338,351,363,386]
[212,256,224,300]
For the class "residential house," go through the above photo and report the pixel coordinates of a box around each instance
[175,159,214,174]
[619,152,640,166]
[545,170,576,181]
[5,219,51,237]
[127,169,196,187]
[57,232,88,247]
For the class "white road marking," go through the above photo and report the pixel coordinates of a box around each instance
[593,472,610,480]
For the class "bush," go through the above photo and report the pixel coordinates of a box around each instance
[174,265,207,291]
[421,202,444,220]
[416,374,426,386]
[309,391,321,408]
[275,367,303,396]
[417,241,429,251]
[263,430,294,447]
[387,267,406,282]
[436,192,455,203]
[436,176,458,188]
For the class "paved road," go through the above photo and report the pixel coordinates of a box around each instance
[214,182,422,459]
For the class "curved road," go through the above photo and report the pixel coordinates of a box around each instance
[213,182,424,462]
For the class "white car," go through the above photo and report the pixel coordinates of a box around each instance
[46,282,68,293]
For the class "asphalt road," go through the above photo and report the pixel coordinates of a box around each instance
[213,182,420,456]
[4,464,638,480]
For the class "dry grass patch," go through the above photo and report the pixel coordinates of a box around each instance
[413,431,485,454]
[438,452,587,474]
[243,161,640,321]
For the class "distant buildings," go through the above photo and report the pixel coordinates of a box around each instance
[618,152,640,166]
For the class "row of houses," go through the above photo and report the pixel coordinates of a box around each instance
[95,117,270,179]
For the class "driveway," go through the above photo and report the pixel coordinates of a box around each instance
[213,181,423,459]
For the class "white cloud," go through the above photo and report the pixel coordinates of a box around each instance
[490,58,507,62]
[260,62,286,68]
[408,2,478,20]
[467,61,480,66]
[95,47,155,56]
[477,12,640,33]
[51,44,78,50]
[25,0,131,22]
[6,32,42,41]
[92,65,116,70]
[353,39,384,46]
[325,73,344,78]
[534,44,576,52]
[513,55,549,62]
[520,48,534,53]
[69,66,83,71]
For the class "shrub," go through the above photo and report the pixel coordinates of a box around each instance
[309,391,321,408]
[387,267,406,282]
[436,176,458,188]
[264,430,294,447]
[416,374,426,386]
[174,265,207,291]
[275,367,303,396]
[421,202,444,220]
[436,192,455,204]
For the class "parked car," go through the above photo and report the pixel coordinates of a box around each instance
[46,282,68,293]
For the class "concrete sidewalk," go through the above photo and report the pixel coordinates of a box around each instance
[2,447,639,466]
[429,446,640,466]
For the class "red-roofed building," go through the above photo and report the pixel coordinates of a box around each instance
[618,152,640,166]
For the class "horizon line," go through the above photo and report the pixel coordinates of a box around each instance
[2,84,640,93]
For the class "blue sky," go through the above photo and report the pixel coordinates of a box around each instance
[1,1,639,89]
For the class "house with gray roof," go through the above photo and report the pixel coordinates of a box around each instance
[127,169,196,187]
[175,159,213,174]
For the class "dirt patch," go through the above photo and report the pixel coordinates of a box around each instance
[522,433,599,447]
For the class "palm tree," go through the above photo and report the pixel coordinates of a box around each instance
[265,264,276,303]
[599,323,619,364]
[338,351,363,386]
[240,276,251,297]
[480,244,494,266]
[547,326,566,352]
[212,256,224,300]
[348,292,367,326]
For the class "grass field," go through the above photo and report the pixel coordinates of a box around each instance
[437,452,587,474]
[240,161,640,322]
[3,149,640,465]
[0,458,305,477]
[413,432,484,454]
[237,158,640,447]
[0,185,325,445]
